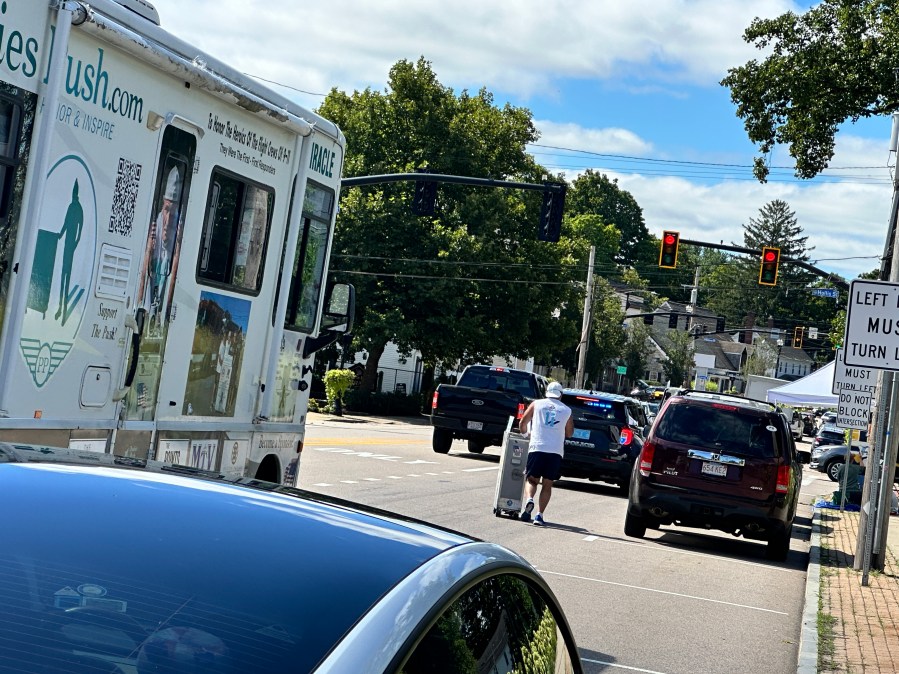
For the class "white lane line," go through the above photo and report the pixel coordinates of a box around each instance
[312,448,353,453]
[407,474,421,477]
[363,478,380,482]
[405,459,438,465]
[312,483,333,487]
[425,472,440,476]
[580,658,669,674]
[583,535,598,542]
[340,480,359,484]
[539,570,788,615]
[387,476,403,479]
[463,466,499,472]
[441,471,454,474]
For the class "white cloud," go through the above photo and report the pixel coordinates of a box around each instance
[151,0,801,101]
[534,120,653,156]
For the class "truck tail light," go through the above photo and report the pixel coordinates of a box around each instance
[776,465,791,494]
[432,391,439,410]
[639,442,655,476]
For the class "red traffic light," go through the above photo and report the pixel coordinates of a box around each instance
[759,246,780,286]
[659,230,680,269]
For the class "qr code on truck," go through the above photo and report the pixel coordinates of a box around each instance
[108,157,142,236]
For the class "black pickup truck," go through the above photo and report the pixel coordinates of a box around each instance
[430,365,549,454]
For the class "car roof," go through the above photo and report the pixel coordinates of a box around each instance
[0,443,478,671]
[562,388,637,404]
[678,391,778,415]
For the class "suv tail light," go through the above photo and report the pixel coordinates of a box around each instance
[431,391,439,410]
[639,442,655,476]
[619,428,634,446]
[776,465,791,494]
[516,403,525,420]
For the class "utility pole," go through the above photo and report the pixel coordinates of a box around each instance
[575,246,596,389]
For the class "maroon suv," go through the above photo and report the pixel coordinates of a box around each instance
[625,391,801,561]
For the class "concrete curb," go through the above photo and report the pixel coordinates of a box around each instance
[797,508,820,674]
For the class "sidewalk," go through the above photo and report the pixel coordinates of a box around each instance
[800,507,899,672]
[306,410,430,426]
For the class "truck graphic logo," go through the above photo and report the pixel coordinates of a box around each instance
[20,155,96,387]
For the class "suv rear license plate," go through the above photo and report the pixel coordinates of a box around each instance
[467,420,483,430]
[572,428,590,440]
[701,462,727,477]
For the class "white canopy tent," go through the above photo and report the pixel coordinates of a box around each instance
[765,361,838,407]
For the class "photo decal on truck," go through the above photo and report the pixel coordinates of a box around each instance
[20,154,96,387]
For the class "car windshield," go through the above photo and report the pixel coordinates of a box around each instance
[655,403,777,458]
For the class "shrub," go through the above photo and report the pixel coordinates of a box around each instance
[345,390,426,416]
[324,369,356,415]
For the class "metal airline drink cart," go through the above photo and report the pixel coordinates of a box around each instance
[493,417,528,518]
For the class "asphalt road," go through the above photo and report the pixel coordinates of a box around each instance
[300,415,832,674]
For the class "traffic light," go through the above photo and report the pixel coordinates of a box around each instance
[715,316,725,333]
[793,326,804,348]
[668,313,678,329]
[643,314,654,325]
[659,231,680,268]
[411,172,437,216]
[538,182,566,242]
[758,246,780,286]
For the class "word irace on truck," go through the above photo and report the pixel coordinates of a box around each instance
[0,0,353,485]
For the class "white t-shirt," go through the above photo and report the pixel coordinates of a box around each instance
[527,398,571,457]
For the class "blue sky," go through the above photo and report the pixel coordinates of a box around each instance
[150,0,890,280]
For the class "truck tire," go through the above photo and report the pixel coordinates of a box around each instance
[467,439,486,454]
[432,429,452,454]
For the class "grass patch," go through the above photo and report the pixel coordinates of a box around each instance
[817,604,838,671]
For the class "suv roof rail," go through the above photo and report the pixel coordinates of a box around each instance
[681,390,777,411]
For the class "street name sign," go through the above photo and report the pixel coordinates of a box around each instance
[843,278,899,370]
[812,288,839,299]
[616,365,627,375]
[832,348,875,429]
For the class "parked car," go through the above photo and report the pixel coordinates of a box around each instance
[625,391,802,561]
[558,389,650,493]
[0,443,584,673]
[779,408,804,442]
[628,379,652,401]
[811,443,868,481]
[813,424,846,449]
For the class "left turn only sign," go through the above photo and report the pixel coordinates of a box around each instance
[844,278,899,370]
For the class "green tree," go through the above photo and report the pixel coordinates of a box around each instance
[319,59,582,390]
[722,1,899,181]
[704,200,825,331]
[743,340,776,377]
[623,321,654,383]
[566,169,654,267]
[661,330,695,387]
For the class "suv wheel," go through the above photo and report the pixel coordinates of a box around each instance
[826,459,845,482]
[624,510,647,538]
[765,523,792,561]
[467,439,486,454]
[432,429,452,454]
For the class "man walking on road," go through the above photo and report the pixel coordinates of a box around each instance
[518,382,573,526]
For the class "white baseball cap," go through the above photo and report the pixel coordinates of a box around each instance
[546,382,563,398]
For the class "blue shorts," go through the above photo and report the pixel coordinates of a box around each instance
[525,452,562,482]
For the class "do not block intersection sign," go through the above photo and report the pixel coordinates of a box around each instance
[832,348,875,429]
